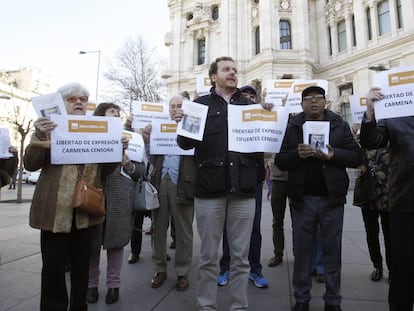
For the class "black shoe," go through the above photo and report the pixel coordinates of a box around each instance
[105,288,119,304]
[268,256,283,267]
[325,304,342,311]
[166,254,171,261]
[170,240,176,249]
[292,302,309,311]
[87,287,98,304]
[128,253,139,264]
[370,268,383,281]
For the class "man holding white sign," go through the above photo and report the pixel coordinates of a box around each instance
[143,95,195,292]
[276,86,362,311]
[177,57,265,310]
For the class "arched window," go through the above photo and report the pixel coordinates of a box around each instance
[378,1,391,35]
[279,20,291,50]
[254,26,260,55]
[211,5,219,20]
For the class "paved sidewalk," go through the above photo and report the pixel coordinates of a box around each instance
[0,184,389,311]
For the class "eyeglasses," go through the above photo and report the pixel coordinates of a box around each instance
[303,94,325,102]
[64,96,88,103]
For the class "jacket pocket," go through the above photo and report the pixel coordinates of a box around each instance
[196,160,226,194]
[183,173,194,200]
[239,157,258,193]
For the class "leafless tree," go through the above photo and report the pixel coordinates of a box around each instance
[2,99,33,203]
[104,35,166,114]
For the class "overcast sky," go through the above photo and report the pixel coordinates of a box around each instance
[0,0,169,100]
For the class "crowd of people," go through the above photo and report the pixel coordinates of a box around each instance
[4,56,409,311]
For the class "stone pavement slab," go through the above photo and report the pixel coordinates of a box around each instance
[0,184,390,311]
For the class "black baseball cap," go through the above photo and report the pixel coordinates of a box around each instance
[240,85,256,95]
[301,86,325,101]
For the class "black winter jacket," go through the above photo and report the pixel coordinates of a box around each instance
[275,110,363,206]
[360,116,414,212]
[177,88,264,198]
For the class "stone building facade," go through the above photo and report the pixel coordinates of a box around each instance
[163,0,414,124]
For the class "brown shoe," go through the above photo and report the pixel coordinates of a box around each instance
[151,272,167,288]
[176,275,189,291]
[268,256,283,267]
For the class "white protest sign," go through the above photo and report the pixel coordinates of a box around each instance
[349,94,368,124]
[303,121,330,154]
[228,104,289,153]
[286,80,329,113]
[176,100,208,141]
[86,102,98,116]
[32,92,67,117]
[196,72,211,97]
[371,66,414,119]
[123,130,145,163]
[50,115,123,164]
[150,120,194,155]
[131,101,170,129]
[265,79,302,106]
[0,127,13,158]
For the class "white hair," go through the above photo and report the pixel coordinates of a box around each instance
[58,82,89,99]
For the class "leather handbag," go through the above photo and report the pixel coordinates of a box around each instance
[72,179,105,217]
[133,178,159,211]
[353,151,381,207]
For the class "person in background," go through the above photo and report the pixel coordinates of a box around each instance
[268,161,289,267]
[124,116,151,265]
[357,147,391,282]
[265,163,272,200]
[24,82,126,311]
[359,87,413,310]
[143,95,195,292]
[276,86,363,311]
[87,103,145,304]
[217,85,269,289]
[8,168,18,189]
[0,146,18,188]
[177,57,264,310]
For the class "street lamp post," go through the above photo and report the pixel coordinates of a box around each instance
[79,50,101,101]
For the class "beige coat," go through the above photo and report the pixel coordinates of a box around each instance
[24,135,117,233]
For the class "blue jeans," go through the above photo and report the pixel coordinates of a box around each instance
[220,184,263,275]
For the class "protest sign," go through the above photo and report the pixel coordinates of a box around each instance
[371,66,414,119]
[123,130,145,163]
[349,95,368,124]
[150,120,194,155]
[264,79,302,106]
[228,104,289,153]
[286,80,329,113]
[32,92,67,117]
[303,121,330,154]
[131,101,170,129]
[176,100,208,141]
[196,72,211,97]
[0,128,13,158]
[50,115,123,164]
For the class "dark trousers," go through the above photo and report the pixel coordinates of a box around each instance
[40,225,95,311]
[130,211,145,256]
[361,208,391,271]
[270,180,288,258]
[389,212,414,311]
[220,184,263,275]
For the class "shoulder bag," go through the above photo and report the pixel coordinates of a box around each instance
[72,165,105,217]
[353,151,381,207]
[133,167,159,211]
